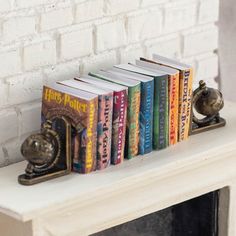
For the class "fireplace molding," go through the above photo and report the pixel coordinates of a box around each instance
[0,101,236,236]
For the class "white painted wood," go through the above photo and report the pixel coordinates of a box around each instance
[0,101,236,236]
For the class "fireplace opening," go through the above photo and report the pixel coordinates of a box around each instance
[92,189,227,236]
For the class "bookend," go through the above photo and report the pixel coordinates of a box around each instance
[190,80,226,135]
[18,116,71,185]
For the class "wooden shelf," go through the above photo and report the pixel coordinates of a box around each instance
[1,101,236,236]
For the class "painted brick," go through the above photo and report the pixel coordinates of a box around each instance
[164,2,197,33]
[0,0,11,12]
[3,136,27,165]
[145,34,181,59]
[75,0,104,23]
[199,0,219,24]
[127,9,162,43]
[183,26,218,57]
[0,81,8,109]
[43,60,80,85]
[141,0,167,7]
[40,7,73,31]
[3,16,36,42]
[6,71,43,105]
[0,146,6,167]
[120,44,144,63]
[19,102,41,135]
[106,0,139,15]
[0,108,18,143]
[24,40,57,71]
[196,53,218,81]
[0,49,21,78]
[60,27,93,60]
[82,50,117,74]
[16,0,56,8]
[96,19,127,52]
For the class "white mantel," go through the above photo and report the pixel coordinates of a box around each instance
[0,101,236,236]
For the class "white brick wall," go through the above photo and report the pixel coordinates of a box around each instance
[0,0,220,167]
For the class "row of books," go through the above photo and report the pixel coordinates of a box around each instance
[41,54,193,174]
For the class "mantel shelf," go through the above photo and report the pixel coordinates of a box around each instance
[1,101,236,236]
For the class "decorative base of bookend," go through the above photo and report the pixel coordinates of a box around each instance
[18,116,71,185]
[190,80,226,135]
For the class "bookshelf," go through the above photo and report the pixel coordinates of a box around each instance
[0,101,236,236]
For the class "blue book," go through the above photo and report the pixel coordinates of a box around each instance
[109,67,154,155]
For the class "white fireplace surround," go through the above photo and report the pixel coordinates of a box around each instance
[0,101,235,236]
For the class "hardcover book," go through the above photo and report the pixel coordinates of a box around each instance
[41,83,98,174]
[136,59,180,145]
[152,54,193,141]
[75,75,128,165]
[58,79,113,170]
[114,64,169,150]
[90,71,141,159]
[109,67,154,155]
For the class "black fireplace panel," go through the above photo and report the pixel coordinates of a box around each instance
[92,191,219,236]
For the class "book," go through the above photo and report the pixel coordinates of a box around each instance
[114,64,169,150]
[136,59,180,146]
[152,54,193,141]
[74,75,128,165]
[108,67,154,155]
[41,83,98,174]
[89,71,141,159]
[58,79,113,170]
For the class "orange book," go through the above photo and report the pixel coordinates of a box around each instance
[137,59,179,145]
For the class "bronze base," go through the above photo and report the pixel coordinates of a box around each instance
[190,117,226,135]
[18,169,71,186]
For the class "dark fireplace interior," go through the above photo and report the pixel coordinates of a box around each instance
[92,190,219,236]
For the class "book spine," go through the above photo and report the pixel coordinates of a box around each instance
[126,84,141,159]
[111,90,127,165]
[153,75,169,150]
[96,93,113,170]
[179,68,193,141]
[139,80,154,154]
[74,98,98,174]
[169,73,179,145]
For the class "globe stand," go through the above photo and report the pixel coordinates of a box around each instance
[18,116,71,185]
[190,80,226,135]
[191,116,226,135]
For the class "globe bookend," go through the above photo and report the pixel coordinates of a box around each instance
[190,80,226,135]
[18,116,72,185]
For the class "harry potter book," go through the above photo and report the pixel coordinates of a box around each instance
[90,71,141,159]
[152,54,193,141]
[58,79,113,170]
[114,64,169,150]
[75,75,128,165]
[109,67,154,155]
[136,59,180,145]
[41,83,98,174]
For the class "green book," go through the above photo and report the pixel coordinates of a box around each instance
[114,64,169,150]
[152,74,169,149]
[89,70,141,159]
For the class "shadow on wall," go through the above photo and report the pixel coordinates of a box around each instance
[219,0,236,102]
